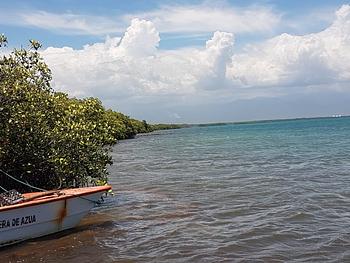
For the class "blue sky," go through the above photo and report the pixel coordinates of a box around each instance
[1,0,346,49]
[1,1,350,122]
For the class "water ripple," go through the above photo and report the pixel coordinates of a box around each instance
[2,118,350,262]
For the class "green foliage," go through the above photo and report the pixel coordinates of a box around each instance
[0,39,113,191]
[104,110,136,140]
[0,40,55,190]
[0,34,8,47]
[150,123,187,130]
[130,119,153,134]
[0,37,184,192]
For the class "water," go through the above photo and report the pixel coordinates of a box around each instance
[2,117,350,262]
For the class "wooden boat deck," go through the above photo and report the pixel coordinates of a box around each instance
[0,186,111,212]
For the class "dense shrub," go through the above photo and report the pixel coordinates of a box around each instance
[0,38,128,191]
[0,37,115,191]
[0,36,183,192]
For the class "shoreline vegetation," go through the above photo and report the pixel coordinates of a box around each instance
[0,36,346,192]
[0,36,183,192]
[193,115,349,127]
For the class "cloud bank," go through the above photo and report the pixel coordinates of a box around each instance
[125,4,280,34]
[229,5,350,88]
[5,3,280,36]
[41,5,350,121]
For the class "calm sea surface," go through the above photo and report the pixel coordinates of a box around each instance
[2,117,350,262]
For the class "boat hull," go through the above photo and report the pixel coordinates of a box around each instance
[0,186,110,247]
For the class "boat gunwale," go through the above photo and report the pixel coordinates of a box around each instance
[0,185,111,212]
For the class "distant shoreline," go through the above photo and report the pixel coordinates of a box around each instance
[183,115,350,128]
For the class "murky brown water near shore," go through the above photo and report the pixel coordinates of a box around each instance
[2,118,350,262]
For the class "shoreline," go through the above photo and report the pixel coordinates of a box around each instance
[187,115,350,128]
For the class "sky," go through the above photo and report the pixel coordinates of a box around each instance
[1,0,350,123]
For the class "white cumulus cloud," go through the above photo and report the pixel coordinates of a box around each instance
[118,19,160,57]
[40,5,350,120]
[228,4,350,89]
[42,18,236,100]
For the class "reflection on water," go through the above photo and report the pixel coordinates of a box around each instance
[0,211,115,263]
[1,117,350,262]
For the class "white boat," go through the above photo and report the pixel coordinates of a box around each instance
[0,185,111,247]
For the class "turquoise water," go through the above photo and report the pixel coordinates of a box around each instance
[2,117,350,262]
[104,117,350,262]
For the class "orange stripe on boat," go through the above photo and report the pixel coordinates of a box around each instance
[0,185,111,212]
